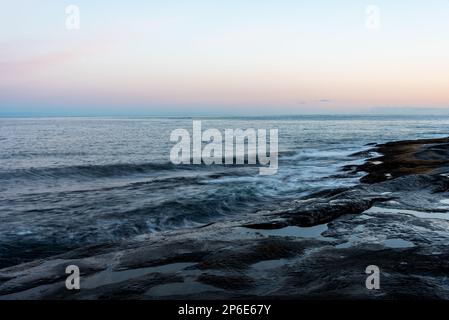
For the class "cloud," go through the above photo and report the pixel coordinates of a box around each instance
[0,50,79,75]
[0,36,113,83]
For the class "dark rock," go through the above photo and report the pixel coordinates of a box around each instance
[2,136,449,299]
[354,137,449,183]
[198,273,255,290]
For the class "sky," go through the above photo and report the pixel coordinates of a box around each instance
[1,0,449,116]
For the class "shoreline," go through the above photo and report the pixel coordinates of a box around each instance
[2,136,449,299]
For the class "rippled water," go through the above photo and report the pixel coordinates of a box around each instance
[1,115,448,268]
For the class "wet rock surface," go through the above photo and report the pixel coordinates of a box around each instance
[347,137,449,183]
[2,137,449,300]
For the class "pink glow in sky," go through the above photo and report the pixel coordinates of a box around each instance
[1,0,449,115]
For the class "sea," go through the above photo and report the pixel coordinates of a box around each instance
[1,115,448,268]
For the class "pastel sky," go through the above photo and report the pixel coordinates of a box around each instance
[1,0,449,115]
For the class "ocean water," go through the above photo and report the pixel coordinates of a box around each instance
[0,115,448,268]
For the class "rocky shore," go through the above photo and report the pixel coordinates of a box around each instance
[2,137,449,299]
